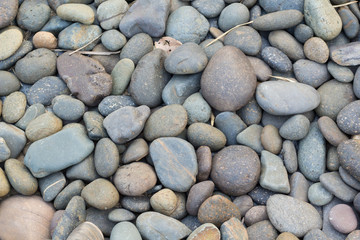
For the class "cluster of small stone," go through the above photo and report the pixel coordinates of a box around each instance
[2,0,360,239]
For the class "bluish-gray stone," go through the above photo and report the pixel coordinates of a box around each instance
[17,0,50,32]
[259,0,304,13]
[183,93,211,125]
[52,95,86,121]
[110,222,142,240]
[327,61,354,83]
[15,103,46,130]
[83,111,108,140]
[119,33,153,65]
[94,138,120,178]
[0,71,21,96]
[308,182,334,206]
[294,23,314,43]
[279,114,310,140]
[0,40,33,71]
[337,100,360,135]
[41,16,72,35]
[98,95,136,117]
[54,180,85,210]
[261,46,292,73]
[0,137,11,162]
[237,97,262,126]
[108,208,136,222]
[111,58,134,95]
[39,172,66,202]
[101,30,126,51]
[0,122,26,158]
[66,154,100,182]
[252,10,303,31]
[320,172,357,202]
[236,124,263,153]
[218,3,249,32]
[215,112,247,145]
[191,0,225,18]
[58,23,102,50]
[293,59,331,88]
[224,26,262,56]
[97,0,128,30]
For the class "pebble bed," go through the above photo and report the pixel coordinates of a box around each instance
[1,0,360,239]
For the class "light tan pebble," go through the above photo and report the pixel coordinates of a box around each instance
[33,31,57,49]
[304,37,329,64]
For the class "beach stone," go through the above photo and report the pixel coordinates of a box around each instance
[57,52,112,106]
[15,48,57,84]
[339,6,359,39]
[249,186,276,205]
[224,26,261,56]
[111,59,134,95]
[2,91,26,123]
[303,229,329,240]
[67,221,104,240]
[0,0,18,28]
[0,195,54,240]
[33,31,57,49]
[260,150,290,193]
[347,230,360,240]
[247,57,272,82]
[86,207,115,236]
[41,15,72,35]
[327,146,340,171]
[121,196,150,213]
[261,125,282,154]
[215,112,246,146]
[289,172,309,202]
[304,0,342,41]
[183,92,211,125]
[244,206,268,226]
[0,27,23,61]
[166,6,209,44]
[150,188,178,216]
[103,105,150,144]
[281,140,298,173]
[187,123,226,151]
[339,167,360,191]
[259,0,303,12]
[261,46,292,73]
[211,145,260,196]
[5,158,38,195]
[252,10,303,31]
[233,195,253,217]
[294,23,314,44]
[338,139,360,182]
[186,181,214,216]
[218,3,249,32]
[327,61,354,83]
[25,112,63,142]
[267,194,322,237]
[39,172,66,202]
[57,3,94,25]
[58,23,102,50]
[120,33,153,65]
[0,122,26,158]
[54,180,85,210]
[52,196,86,240]
[129,49,171,107]
[201,46,256,112]
[0,138,11,162]
[52,95,85,121]
[318,116,348,146]
[236,124,263,153]
[150,137,197,192]
[320,172,357,202]
[110,222,141,240]
[108,208,136,222]
[66,153,99,183]
[97,0,128,30]
[114,162,157,196]
[0,71,20,96]
[293,59,331,88]
[94,138,119,178]
[277,232,300,240]
[0,167,10,197]
[237,97,262,125]
[27,76,69,106]
[187,223,220,240]
[200,38,223,59]
[279,115,310,141]
[181,216,202,232]
[304,37,329,63]
[220,217,248,240]
[0,40,33,71]
[256,80,320,115]
[144,104,187,141]
[90,43,120,74]
[122,138,148,164]
[308,182,334,207]
[101,30,126,51]
[137,212,191,239]
[329,204,357,234]
[268,30,304,61]
[81,179,119,210]
[24,127,94,178]
[83,111,107,141]
[337,100,360,135]
[98,95,136,117]
[331,42,360,66]
[192,0,224,18]
[17,0,50,32]
[247,220,278,240]
[196,146,212,182]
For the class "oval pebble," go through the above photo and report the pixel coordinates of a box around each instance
[110,222,142,240]
[25,112,63,142]
[219,3,250,32]
[0,71,21,96]
[187,123,226,151]
[279,114,310,141]
[304,37,329,64]
[94,138,119,178]
[308,182,334,206]
[329,204,357,234]
[261,46,292,73]
[52,95,86,121]
[318,116,348,146]
[17,0,50,32]
[2,91,26,124]
[224,26,262,56]
[183,92,211,125]
[268,30,304,61]
[56,3,95,25]
[120,33,153,65]
[101,30,126,51]
[0,26,23,61]
[252,9,303,31]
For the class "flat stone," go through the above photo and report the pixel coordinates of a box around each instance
[327,61,354,83]
[303,229,329,240]
[54,180,85,210]
[110,222,142,240]
[98,95,136,117]
[25,112,63,142]
[17,0,50,32]
[122,138,148,164]
[337,100,360,135]
[220,217,248,240]
[245,206,269,226]
[81,179,119,210]
[16,103,46,130]
[267,194,322,237]
[108,208,136,222]
[320,172,358,202]
[97,0,128,30]
[0,70,20,96]
[94,138,119,178]
[259,0,304,13]
[339,6,360,39]
[56,3,94,25]
[39,172,66,202]
[308,182,334,207]
[236,124,263,153]
[40,15,72,35]
[24,127,95,178]
[329,204,357,234]
[0,122,26,158]
[121,196,151,213]
[58,23,102,50]
[0,0,18,29]
[2,91,26,124]
[331,42,360,66]
[318,116,348,146]
[187,123,226,151]
[187,223,220,240]
[196,146,212,182]
[252,10,303,31]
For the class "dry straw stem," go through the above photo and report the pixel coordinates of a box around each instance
[205,21,254,48]
[68,33,103,55]
[333,1,358,8]
[268,75,297,83]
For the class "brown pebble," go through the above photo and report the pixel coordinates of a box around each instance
[233,195,254,217]
[261,125,282,154]
[33,31,57,49]
[318,116,349,146]
[209,27,225,42]
[196,146,212,182]
[304,37,329,64]
[276,232,299,240]
[244,205,269,226]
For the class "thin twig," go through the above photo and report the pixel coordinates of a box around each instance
[53,49,120,56]
[269,75,297,83]
[68,33,103,55]
[205,21,254,48]
[333,0,358,8]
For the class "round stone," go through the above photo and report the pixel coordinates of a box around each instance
[25,112,63,142]
[97,0,128,30]
[294,23,314,43]
[279,114,310,141]
[329,204,357,234]
[121,196,150,213]
[293,59,331,88]
[218,3,249,32]
[183,93,211,125]
[101,30,126,51]
[110,222,142,240]
[17,0,50,32]
[327,61,354,83]
[186,181,215,216]
[304,37,329,63]
[224,26,262,56]
[244,206,269,226]
[33,31,57,49]
[187,123,226,151]
[0,26,23,61]
[308,182,334,206]
[120,33,153,65]
[122,138,148,164]
[150,188,178,216]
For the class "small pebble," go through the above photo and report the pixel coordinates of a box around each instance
[32,31,57,49]
[329,204,357,234]
[304,37,329,64]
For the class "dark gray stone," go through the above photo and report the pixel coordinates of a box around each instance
[224,26,262,56]
[17,0,50,32]
[338,6,359,39]
[0,122,26,158]
[54,180,85,210]
[119,33,154,65]
[261,46,292,73]
[339,167,360,191]
[293,59,331,88]
[66,154,100,182]
[320,172,358,203]
[237,97,262,126]
[183,93,211,125]
[83,111,108,140]
[294,23,314,43]
[98,95,136,116]
[41,16,72,35]
[215,112,247,145]
[39,172,66,202]
[86,207,116,237]
[249,185,276,205]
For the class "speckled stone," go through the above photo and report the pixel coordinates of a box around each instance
[261,125,282,154]
[289,172,309,202]
[268,30,305,61]
[187,123,226,151]
[339,166,360,191]
[83,111,108,141]
[308,182,334,207]
[327,61,354,83]
[56,3,95,25]
[183,92,211,125]
[121,196,150,213]
[338,139,360,182]
[236,124,263,153]
[119,33,153,65]
[111,58,134,95]
[247,220,278,240]
[329,204,357,234]
[97,0,128,30]
[318,116,348,147]
[81,179,119,210]
[237,97,262,125]
[279,114,310,141]
[2,91,26,124]
[293,59,331,88]
[94,138,119,178]
[186,181,214,216]
[337,100,360,135]
[320,172,357,202]
[224,26,262,56]
[196,146,212,182]
[304,37,329,63]
[0,0,18,29]
[244,205,268,226]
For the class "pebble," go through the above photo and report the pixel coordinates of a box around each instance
[277,232,300,240]
[267,194,322,237]
[279,114,310,141]
[320,172,358,203]
[5,158,38,195]
[220,217,248,240]
[339,166,360,191]
[83,111,108,140]
[121,196,151,213]
[54,180,85,210]
[308,182,334,207]
[0,26,23,61]
[303,229,329,240]
[81,178,119,210]
[214,112,246,146]
[196,146,212,182]
[318,116,348,146]
[91,43,120,73]
[261,125,282,154]
[0,138,11,162]
[113,162,157,196]
[129,49,171,107]
[233,195,253,218]
[136,211,191,239]
[122,138,148,164]
[201,46,256,111]
[0,167,10,197]
[144,104,188,141]
[256,80,320,115]
[110,222,142,240]
[150,188,178,216]
[327,146,340,171]
[150,137,197,192]
[200,38,224,59]
[329,204,357,234]
[58,23,102,50]
[0,40,33,70]
[65,154,98,182]
[15,48,57,84]
[183,93,211,125]
[0,71,20,96]
[56,3,95,25]
[68,221,104,240]
[293,59,331,88]
[236,124,263,153]
[268,30,305,61]
[98,95,136,116]
[223,26,261,56]
[219,3,250,31]
[103,105,150,144]
[186,181,214,216]
[245,205,268,226]
[187,123,226,151]
[347,230,360,240]
[166,6,210,44]
[192,0,225,18]
[24,127,94,178]
[247,220,278,240]
[247,56,272,82]
[337,100,360,135]
[181,215,202,232]
[338,139,360,182]
[187,223,220,240]
[119,33,153,65]
[2,91,26,124]
[322,198,348,240]
[252,9,303,31]
[32,31,57,49]
[97,0,128,30]
[294,23,314,44]
[52,95,85,121]
[40,16,72,35]
[327,61,354,83]
[304,37,329,64]
[338,6,359,39]
[289,172,309,202]
[237,97,262,125]
[94,138,119,177]
[249,186,276,205]
[261,46,292,73]
[111,59,134,95]
[0,0,18,29]
[304,0,342,41]
[17,0,50,32]
[39,172,66,202]
[108,208,136,222]
[331,42,360,66]
[86,207,115,236]
[101,30,126,51]
[0,122,26,158]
